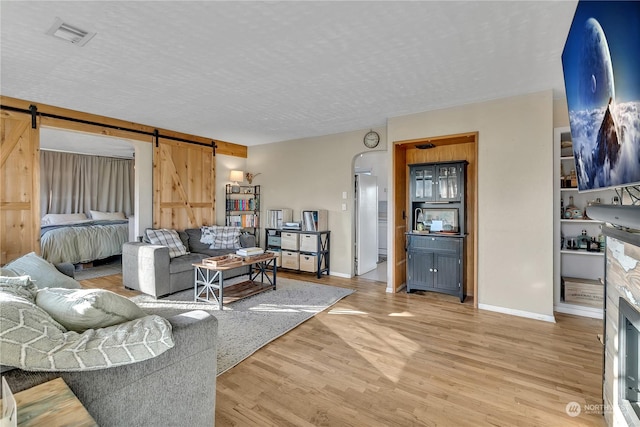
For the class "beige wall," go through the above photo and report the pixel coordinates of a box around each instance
[246,127,387,277]
[387,90,555,320]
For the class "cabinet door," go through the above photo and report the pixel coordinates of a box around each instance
[411,166,435,201]
[433,253,461,291]
[407,250,435,290]
[436,164,461,202]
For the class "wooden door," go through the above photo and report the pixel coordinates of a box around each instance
[0,111,40,263]
[153,138,215,230]
[392,145,407,291]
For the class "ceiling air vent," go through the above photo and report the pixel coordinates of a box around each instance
[46,17,96,47]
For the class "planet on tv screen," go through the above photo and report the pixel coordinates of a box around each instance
[561,0,640,192]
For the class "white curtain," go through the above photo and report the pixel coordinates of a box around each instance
[40,151,134,218]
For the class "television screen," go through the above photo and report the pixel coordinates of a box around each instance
[561,1,640,192]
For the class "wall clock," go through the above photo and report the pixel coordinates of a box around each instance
[363,130,380,148]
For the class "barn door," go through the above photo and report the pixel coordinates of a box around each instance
[153,138,215,230]
[0,111,40,263]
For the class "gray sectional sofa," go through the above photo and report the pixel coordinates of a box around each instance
[4,310,218,427]
[123,228,255,298]
[1,254,218,427]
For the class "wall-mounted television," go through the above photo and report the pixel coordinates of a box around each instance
[561,0,640,193]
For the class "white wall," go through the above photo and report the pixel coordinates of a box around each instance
[387,90,555,321]
[132,140,153,240]
[246,127,387,277]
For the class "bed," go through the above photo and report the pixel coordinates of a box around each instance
[40,213,130,264]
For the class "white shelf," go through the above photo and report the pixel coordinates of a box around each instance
[560,249,604,257]
[560,187,578,192]
[560,219,602,224]
[560,156,575,161]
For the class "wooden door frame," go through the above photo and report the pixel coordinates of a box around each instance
[392,132,478,307]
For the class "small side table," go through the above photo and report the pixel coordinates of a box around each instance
[12,377,97,427]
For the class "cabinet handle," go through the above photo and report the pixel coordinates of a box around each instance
[433,269,438,272]
[429,268,433,272]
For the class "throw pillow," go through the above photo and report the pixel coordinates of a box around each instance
[89,210,126,221]
[200,225,216,245]
[5,252,81,289]
[210,226,242,250]
[35,288,148,333]
[0,291,174,372]
[145,229,188,258]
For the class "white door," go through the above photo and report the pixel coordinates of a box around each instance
[356,174,378,275]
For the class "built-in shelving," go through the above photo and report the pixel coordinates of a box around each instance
[553,127,614,319]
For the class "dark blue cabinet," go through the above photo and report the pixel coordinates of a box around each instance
[407,161,467,302]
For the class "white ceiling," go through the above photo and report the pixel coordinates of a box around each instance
[1,1,577,147]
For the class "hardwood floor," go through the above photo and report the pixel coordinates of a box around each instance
[84,272,605,427]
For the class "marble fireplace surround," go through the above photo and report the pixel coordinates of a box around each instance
[603,226,640,427]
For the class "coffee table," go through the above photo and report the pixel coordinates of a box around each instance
[193,253,277,309]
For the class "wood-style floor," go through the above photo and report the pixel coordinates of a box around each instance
[88,272,605,427]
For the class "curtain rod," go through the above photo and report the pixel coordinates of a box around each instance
[1,104,217,153]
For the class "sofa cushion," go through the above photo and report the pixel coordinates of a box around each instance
[146,229,188,258]
[0,290,174,372]
[196,248,241,258]
[185,228,210,253]
[35,288,148,333]
[169,253,207,274]
[5,252,81,289]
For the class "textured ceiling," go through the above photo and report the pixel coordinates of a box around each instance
[1,1,577,146]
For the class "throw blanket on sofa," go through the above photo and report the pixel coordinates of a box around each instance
[41,220,129,264]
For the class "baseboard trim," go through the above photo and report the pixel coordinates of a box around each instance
[554,303,603,319]
[329,272,351,279]
[478,303,556,323]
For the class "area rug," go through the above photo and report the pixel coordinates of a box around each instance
[131,277,354,375]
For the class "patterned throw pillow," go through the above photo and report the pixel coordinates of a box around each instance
[0,291,174,372]
[200,226,216,245]
[210,226,242,249]
[146,229,188,258]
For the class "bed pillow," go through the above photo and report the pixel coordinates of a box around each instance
[4,252,81,289]
[35,288,148,333]
[89,210,126,221]
[145,229,188,258]
[41,213,87,225]
[0,290,174,372]
[210,226,242,249]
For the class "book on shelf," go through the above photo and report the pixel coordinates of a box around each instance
[227,214,259,228]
